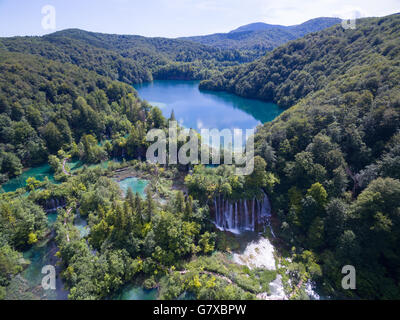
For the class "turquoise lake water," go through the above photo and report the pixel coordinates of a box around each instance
[0,164,55,193]
[22,237,69,300]
[74,214,90,238]
[113,286,158,300]
[68,159,111,172]
[1,81,282,194]
[117,177,149,198]
[135,80,283,133]
[47,211,59,226]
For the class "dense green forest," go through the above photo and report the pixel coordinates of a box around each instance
[0,29,250,85]
[0,44,278,299]
[1,13,400,300]
[0,49,159,184]
[200,15,400,107]
[202,14,400,298]
[0,19,340,86]
[182,17,341,58]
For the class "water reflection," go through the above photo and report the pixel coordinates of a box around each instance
[135,80,283,133]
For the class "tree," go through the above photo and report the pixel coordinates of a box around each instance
[126,188,135,207]
[351,177,400,263]
[28,232,38,245]
[0,152,22,177]
[150,107,166,129]
[336,230,360,263]
[135,193,143,225]
[79,135,107,163]
[169,110,176,122]
[307,183,328,208]
[244,156,268,195]
[145,190,155,222]
[325,198,348,248]
[48,155,61,173]
[175,191,185,214]
[0,245,23,286]
[90,219,111,249]
[184,196,193,220]
[26,177,41,191]
[41,122,63,153]
[199,232,215,254]
[11,103,24,121]
[307,217,324,250]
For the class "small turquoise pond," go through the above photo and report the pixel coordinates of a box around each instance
[22,239,69,300]
[0,164,55,193]
[117,177,149,198]
[113,286,158,300]
[47,211,59,226]
[67,160,111,172]
[74,214,90,238]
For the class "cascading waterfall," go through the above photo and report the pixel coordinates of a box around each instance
[213,193,271,233]
[43,198,67,213]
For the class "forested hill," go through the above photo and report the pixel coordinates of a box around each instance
[180,17,341,57]
[0,18,340,85]
[0,49,167,183]
[0,29,249,85]
[210,14,400,299]
[200,14,400,108]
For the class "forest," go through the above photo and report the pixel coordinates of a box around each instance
[0,44,277,299]
[202,14,400,299]
[0,18,341,86]
[0,29,249,85]
[181,17,341,58]
[1,13,400,300]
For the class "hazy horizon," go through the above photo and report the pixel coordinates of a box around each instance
[0,0,399,38]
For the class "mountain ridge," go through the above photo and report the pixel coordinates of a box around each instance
[0,28,251,85]
[229,17,341,33]
[180,17,341,56]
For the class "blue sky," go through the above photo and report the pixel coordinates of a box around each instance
[0,0,399,38]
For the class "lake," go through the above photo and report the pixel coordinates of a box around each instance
[0,164,55,193]
[135,80,282,133]
[20,237,69,300]
[117,177,149,198]
[1,81,281,194]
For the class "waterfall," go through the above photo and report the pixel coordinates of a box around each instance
[44,197,66,213]
[252,198,256,230]
[244,200,249,230]
[234,202,238,232]
[213,193,272,234]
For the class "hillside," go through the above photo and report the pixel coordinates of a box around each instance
[0,41,270,301]
[0,29,249,85]
[0,49,159,183]
[230,17,341,34]
[201,14,400,299]
[181,17,341,57]
[200,15,400,107]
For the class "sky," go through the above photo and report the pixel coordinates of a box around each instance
[0,0,399,38]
